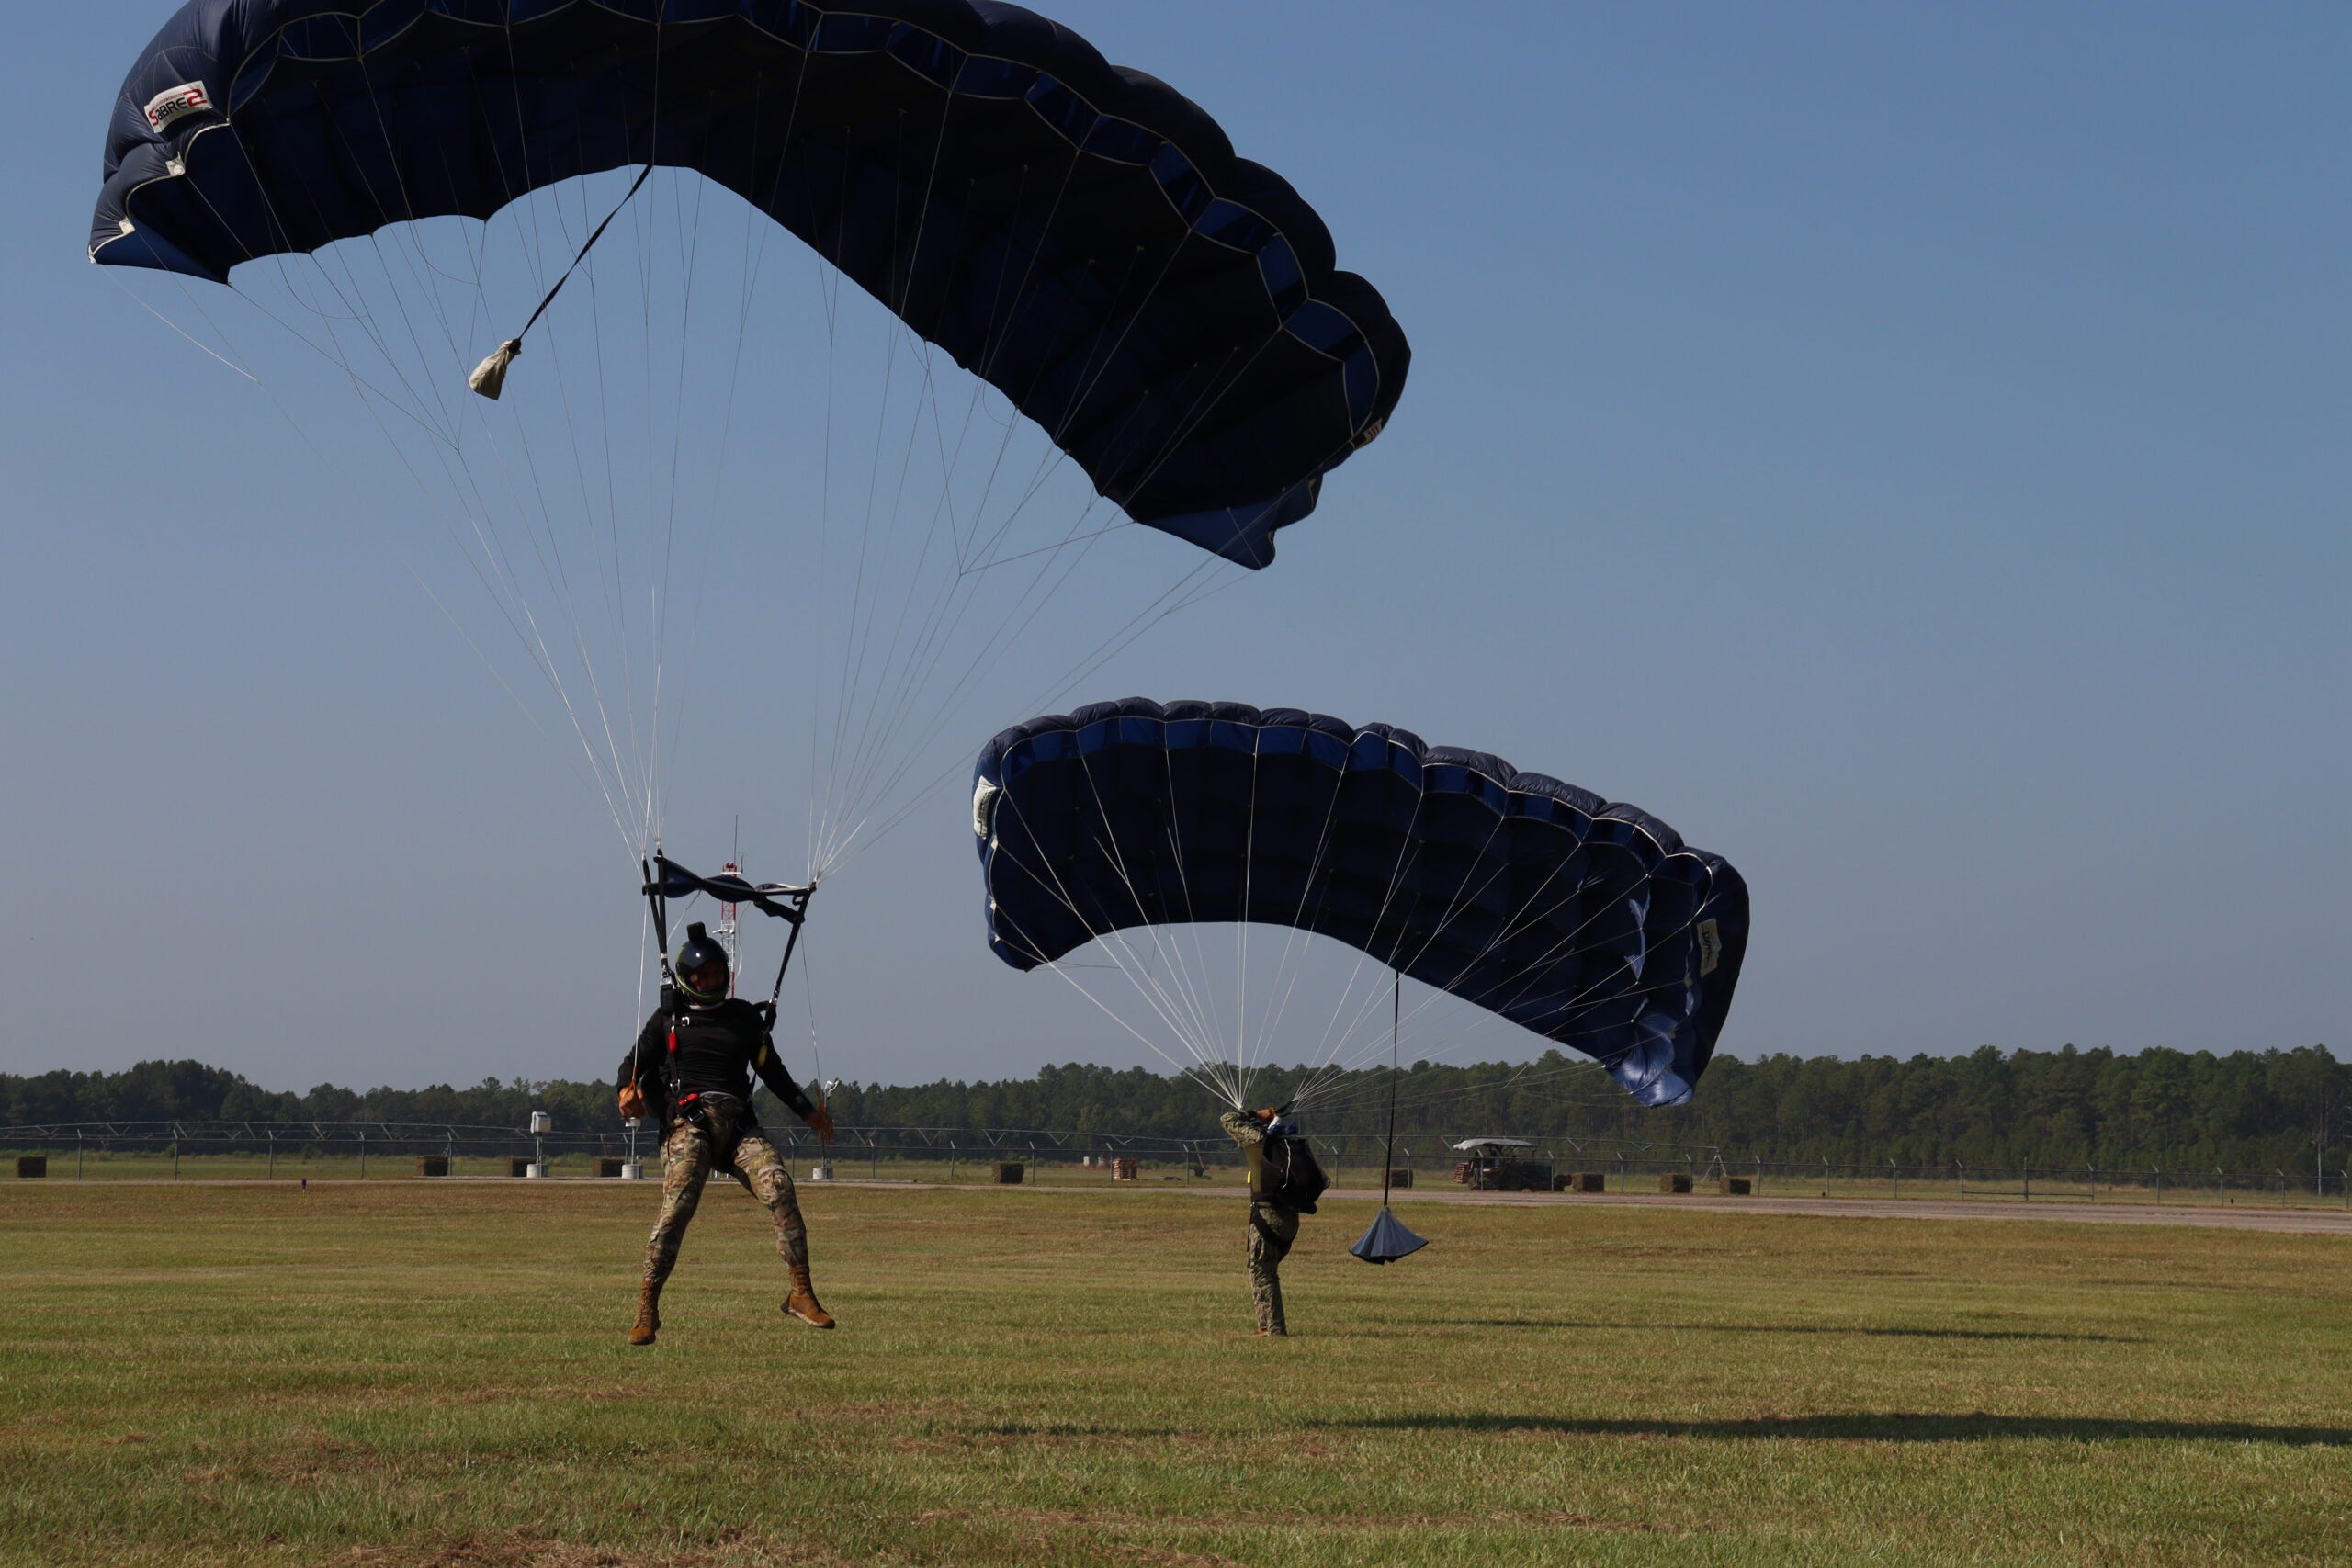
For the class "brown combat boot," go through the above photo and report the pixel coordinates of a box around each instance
[783,1264,834,1329]
[628,1280,662,1347]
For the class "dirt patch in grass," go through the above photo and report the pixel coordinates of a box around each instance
[341,1530,852,1568]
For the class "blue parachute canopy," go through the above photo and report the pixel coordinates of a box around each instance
[973,700,1751,1108]
[89,0,1408,567]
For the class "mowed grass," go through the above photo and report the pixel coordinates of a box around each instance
[2,1181,2347,1567]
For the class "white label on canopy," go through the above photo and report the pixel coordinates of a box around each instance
[144,82,214,134]
[1697,919,1722,977]
[971,778,1000,840]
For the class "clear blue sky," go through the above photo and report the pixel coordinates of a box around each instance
[2,2,2345,1097]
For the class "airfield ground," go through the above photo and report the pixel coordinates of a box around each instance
[2,1179,2346,1567]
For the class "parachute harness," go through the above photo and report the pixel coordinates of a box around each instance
[636,853,816,1129]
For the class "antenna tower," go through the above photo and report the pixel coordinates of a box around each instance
[717,818,742,997]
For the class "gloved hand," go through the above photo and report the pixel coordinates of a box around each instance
[753,1000,777,1030]
[617,1084,646,1121]
[807,1102,836,1144]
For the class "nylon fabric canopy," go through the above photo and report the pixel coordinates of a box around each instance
[973,699,1750,1107]
[90,0,1409,567]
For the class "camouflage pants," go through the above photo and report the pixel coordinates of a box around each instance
[643,1097,809,1287]
[1248,1202,1300,1335]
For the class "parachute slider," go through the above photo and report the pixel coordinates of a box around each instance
[467,339,521,400]
[1350,1207,1428,1265]
[642,854,811,926]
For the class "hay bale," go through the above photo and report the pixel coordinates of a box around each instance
[1566,1171,1606,1193]
[1111,1157,1139,1181]
[508,1156,533,1178]
[16,1156,47,1179]
[1716,1176,1752,1196]
[416,1156,449,1178]
[991,1162,1025,1185]
[1658,1173,1693,1194]
[1388,1168,1414,1190]
[593,1157,625,1179]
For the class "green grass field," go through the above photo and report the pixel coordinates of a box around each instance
[3,1180,2347,1567]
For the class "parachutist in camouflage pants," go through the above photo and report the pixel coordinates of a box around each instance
[620,928,835,1344]
[644,1095,812,1285]
[1222,1108,1300,1336]
[1246,1201,1300,1335]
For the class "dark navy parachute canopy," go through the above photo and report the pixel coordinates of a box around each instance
[974,700,1750,1107]
[89,0,1408,566]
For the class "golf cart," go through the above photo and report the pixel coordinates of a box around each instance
[1451,1137,1555,1192]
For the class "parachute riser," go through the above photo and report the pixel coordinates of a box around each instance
[763,888,813,1004]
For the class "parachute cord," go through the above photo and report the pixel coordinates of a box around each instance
[1378,977,1396,1202]
[800,924,827,1122]
[469,164,654,398]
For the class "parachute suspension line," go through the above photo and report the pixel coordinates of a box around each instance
[1242,726,1374,1107]
[109,267,629,844]
[1098,741,1227,1095]
[803,126,1240,881]
[838,546,1238,868]
[990,786,1243,1107]
[1292,778,1430,1110]
[107,271,255,382]
[1235,743,1261,1107]
[1381,972,1401,1210]
[1297,798,1529,1104]
[207,108,670,860]
[1301,848,1732,1112]
[1330,845,1723,1088]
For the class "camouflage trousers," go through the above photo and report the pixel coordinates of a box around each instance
[643,1096,808,1287]
[1247,1201,1300,1335]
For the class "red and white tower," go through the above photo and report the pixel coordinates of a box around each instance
[717,860,743,998]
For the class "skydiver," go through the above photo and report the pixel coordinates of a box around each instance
[1219,1105,1317,1337]
[616,922,837,1345]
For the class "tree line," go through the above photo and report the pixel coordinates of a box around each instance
[2,1044,2341,1174]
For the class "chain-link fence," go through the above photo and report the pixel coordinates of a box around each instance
[3,1122,2346,1210]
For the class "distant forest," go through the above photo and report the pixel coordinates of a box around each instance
[2,1044,2342,1173]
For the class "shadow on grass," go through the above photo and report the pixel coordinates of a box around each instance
[1461,1319,2142,1344]
[1320,1412,2352,1445]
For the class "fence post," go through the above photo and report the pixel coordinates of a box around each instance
[359,1131,367,1182]
[172,1140,179,1180]
[2216,1167,2224,1205]
[1956,1160,1964,1199]
[2087,1164,2096,1202]
[2022,1167,2030,1202]
[1889,1160,1898,1199]
[76,1131,84,1181]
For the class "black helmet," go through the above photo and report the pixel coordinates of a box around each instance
[673,921,730,1004]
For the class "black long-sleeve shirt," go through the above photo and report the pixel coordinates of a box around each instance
[616,997,816,1125]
